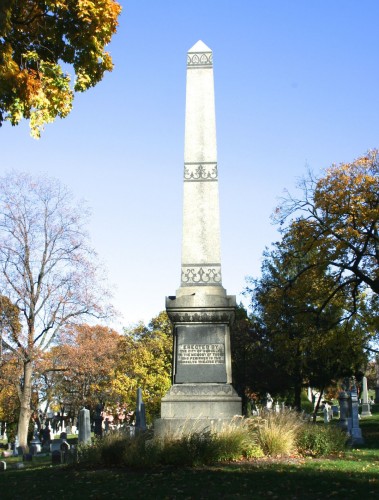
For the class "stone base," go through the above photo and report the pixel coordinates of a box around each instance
[361,403,372,417]
[350,428,364,446]
[155,383,242,438]
[154,416,242,437]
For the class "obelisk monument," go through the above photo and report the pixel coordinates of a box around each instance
[155,41,241,436]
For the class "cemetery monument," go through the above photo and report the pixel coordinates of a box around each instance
[155,41,242,436]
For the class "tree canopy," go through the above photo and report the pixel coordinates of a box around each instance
[0,0,122,137]
[110,311,173,423]
[275,150,379,334]
[243,218,370,411]
[39,324,120,419]
[0,170,112,447]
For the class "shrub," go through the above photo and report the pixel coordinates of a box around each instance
[76,438,102,464]
[75,419,260,467]
[297,424,348,457]
[100,432,130,466]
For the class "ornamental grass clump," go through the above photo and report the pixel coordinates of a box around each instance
[215,418,263,461]
[257,409,305,456]
[154,418,256,466]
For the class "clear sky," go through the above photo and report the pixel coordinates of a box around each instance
[1,1,379,329]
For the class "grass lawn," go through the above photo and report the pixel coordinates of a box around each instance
[1,409,379,499]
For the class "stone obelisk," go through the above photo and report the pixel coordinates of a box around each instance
[155,41,241,436]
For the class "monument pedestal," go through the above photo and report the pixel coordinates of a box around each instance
[361,403,372,417]
[155,383,241,436]
[155,291,242,437]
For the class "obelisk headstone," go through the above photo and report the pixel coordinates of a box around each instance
[361,376,372,417]
[78,408,91,444]
[135,387,147,431]
[155,41,241,437]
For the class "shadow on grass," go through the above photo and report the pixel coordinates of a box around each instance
[1,411,379,499]
[0,459,378,500]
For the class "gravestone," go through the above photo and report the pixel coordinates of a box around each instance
[50,439,64,453]
[51,450,61,465]
[338,387,350,432]
[29,425,42,454]
[155,41,241,437]
[349,383,364,445]
[361,376,372,417]
[135,387,146,432]
[60,441,70,464]
[78,408,91,444]
[13,436,20,456]
[323,403,330,424]
[66,420,72,435]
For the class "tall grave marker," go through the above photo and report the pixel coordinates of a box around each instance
[155,41,241,436]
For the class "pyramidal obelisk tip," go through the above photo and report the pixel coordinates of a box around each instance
[188,40,212,53]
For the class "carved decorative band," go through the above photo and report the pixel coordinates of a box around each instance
[187,52,213,67]
[184,163,218,181]
[168,310,234,324]
[181,264,222,286]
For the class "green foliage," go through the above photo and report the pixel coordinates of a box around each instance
[301,391,314,415]
[110,312,173,423]
[297,424,348,457]
[245,216,369,408]
[76,438,102,464]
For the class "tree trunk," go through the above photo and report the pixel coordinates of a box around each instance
[17,360,33,449]
[294,380,302,411]
[293,360,303,411]
[312,388,324,423]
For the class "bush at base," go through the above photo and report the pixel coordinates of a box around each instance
[76,412,348,467]
[297,424,348,457]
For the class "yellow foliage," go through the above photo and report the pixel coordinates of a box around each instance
[0,0,122,137]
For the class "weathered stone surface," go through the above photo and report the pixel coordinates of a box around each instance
[160,384,241,419]
[78,408,91,444]
[174,325,228,383]
[157,384,241,436]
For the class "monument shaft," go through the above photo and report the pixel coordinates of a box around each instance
[155,41,241,436]
[181,41,221,288]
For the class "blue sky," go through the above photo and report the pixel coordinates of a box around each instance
[1,1,379,328]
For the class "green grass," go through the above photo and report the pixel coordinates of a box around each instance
[0,408,379,499]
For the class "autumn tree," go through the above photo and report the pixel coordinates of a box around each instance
[245,225,369,411]
[39,324,120,420]
[0,171,112,448]
[0,0,122,137]
[274,149,379,340]
[110,311,172,423]
[0,296,22,434]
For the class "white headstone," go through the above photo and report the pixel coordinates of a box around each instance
[361,376,372,417]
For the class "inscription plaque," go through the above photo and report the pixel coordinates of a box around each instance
[178,343,225,364]
[174,324,227,383]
